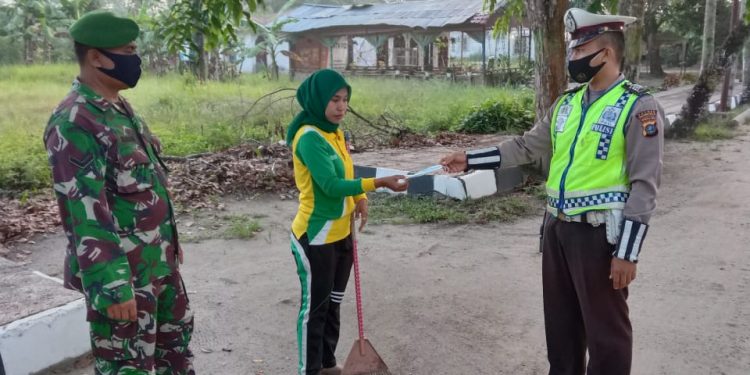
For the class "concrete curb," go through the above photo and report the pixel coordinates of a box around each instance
[355,165,525,200]
[731,105,750,125]
[0,298,89,375]
[665,94,742,127]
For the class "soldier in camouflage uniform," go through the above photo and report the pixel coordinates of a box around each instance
[43,12,194,375]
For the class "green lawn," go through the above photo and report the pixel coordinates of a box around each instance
[0,64,532,193]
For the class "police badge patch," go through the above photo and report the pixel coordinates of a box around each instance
[597,106,622,128]
[637,110,658,137]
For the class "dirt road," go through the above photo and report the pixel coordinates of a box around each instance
[36,125,750,375]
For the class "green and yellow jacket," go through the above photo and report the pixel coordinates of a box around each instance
[291,125,375,245]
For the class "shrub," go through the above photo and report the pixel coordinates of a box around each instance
[458,97,535,134]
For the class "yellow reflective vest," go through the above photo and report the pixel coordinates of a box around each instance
[546,81,641,216]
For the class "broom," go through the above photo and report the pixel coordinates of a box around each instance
[342,219,391,375]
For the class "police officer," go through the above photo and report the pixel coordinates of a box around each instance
[441,8,664,375]
[44,12,194,374]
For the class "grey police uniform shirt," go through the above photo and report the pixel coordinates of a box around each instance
[497,75,665,224]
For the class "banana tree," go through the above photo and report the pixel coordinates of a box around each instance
[247,17,300,80]
[2,0,65,64]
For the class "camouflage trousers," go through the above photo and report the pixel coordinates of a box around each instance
[86,270,194,375]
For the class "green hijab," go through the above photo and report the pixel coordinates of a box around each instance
[286,69,352,146]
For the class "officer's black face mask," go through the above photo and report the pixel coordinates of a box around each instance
[96,49,142,88]
[567,48,606,83]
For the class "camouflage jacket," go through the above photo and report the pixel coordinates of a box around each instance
[44,79,179,312]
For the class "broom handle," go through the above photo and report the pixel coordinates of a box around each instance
[351,219,366,355]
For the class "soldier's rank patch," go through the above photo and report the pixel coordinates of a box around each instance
[69,154,93,169]
[637,110,658,137]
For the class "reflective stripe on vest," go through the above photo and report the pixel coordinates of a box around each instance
[546,81,639,216]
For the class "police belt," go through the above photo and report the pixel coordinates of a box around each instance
[554,211,608,226]
[556,213,589,223]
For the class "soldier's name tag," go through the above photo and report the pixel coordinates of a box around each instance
[591,123,615,136]
[597,106,622,128]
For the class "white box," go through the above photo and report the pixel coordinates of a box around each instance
[459,170,497,199]
[433,174,467,200]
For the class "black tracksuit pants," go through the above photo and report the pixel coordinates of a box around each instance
[291,233,353,375]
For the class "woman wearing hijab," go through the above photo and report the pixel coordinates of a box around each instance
[287,69,407,375]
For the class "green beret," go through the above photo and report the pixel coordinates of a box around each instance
[69,11,139,48]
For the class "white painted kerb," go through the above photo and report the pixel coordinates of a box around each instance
[0,298,89,375]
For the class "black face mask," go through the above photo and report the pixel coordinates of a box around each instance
[567,48,606,83]
[97,49,142,88]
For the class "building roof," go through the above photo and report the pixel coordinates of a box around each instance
[278,0,505,34]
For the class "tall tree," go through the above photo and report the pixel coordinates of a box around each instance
[662,0,713,69]
[161,0,265,81]
[486,0,569,121]
[700,0,717,74]
[643,0,671,77]
[618,0,645,82]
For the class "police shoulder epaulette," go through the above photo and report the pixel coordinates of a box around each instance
[563,84,585,95]
[623,81,650,96]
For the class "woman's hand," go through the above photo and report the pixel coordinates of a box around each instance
[354,199,369,232]
[374,175,408,192]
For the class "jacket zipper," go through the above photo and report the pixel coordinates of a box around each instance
[557,103,587,213]
[557,80,626,213]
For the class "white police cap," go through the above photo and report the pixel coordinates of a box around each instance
[565,8,636,48]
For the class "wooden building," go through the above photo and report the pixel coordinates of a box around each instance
[278,0,507,79]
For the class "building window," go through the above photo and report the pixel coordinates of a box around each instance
[394,35,420,66]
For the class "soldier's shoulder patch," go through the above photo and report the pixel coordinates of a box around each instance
[564,84,586,95]
[637,110,658,137]
[623,81,650,96]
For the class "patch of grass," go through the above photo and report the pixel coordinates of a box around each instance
[693,122,734,141]
[223,214,263,239]
[692,115,739,142]
[368,189,542,225]
[0,64,532,194]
